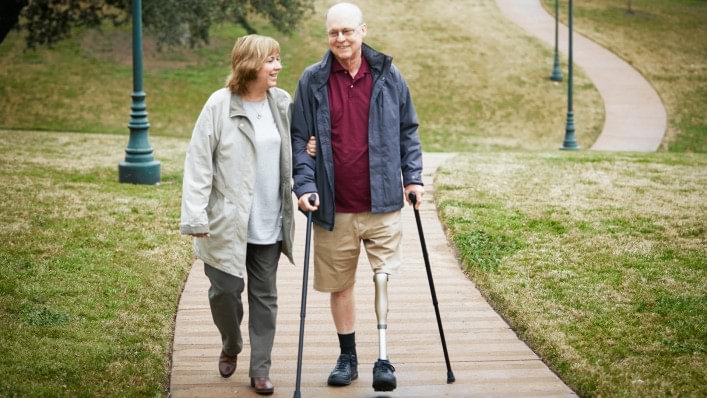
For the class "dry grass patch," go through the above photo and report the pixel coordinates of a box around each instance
[436,152,707,396]
[0,0,603,152]
[356,0,603,151]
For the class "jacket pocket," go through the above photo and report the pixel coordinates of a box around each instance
[202,189,237,266]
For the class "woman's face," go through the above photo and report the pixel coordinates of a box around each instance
[255,52,282,91]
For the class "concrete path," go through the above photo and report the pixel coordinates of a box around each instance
[169,153,575,397]
[496,0,667,152]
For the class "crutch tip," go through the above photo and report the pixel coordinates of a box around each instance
[447,371,456,384]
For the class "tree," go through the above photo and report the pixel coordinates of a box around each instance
[0,0,313,48]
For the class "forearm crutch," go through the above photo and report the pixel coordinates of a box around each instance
[408,192,455,384]
[293,194,317,398]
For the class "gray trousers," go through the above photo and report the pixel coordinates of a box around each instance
[204,242,280,377]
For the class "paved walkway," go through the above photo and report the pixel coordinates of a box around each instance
[496,0,667,152]
[169,153,575,397]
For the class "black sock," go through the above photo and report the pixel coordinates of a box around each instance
[338,332,356,356]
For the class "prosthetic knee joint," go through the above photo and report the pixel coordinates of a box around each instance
[374,272,390,360]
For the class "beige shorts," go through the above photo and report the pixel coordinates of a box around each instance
[313,211,402,292]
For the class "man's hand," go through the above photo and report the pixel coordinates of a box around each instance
[404,184,424,209]
[298,192,319,212]
[306,136,317,157]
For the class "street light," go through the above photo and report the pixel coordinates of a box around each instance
[561,0,580,150]
[550,0,563,82]
[119,0,160,184]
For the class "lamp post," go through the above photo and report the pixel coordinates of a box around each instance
[561,0,579,150]
[550,0,563,82]
[119,0,160,184]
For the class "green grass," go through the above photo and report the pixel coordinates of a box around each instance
[0,0,604,151]
[436,152,707,397]
[0,130,193,396]
[541,0,707,153]
[1,0,704,396]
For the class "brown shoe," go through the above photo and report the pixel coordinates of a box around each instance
[218,350,237,378]
[250,377,274,395]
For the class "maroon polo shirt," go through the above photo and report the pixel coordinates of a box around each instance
[328,57,373,213]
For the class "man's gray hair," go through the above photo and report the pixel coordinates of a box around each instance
[325,2,364,25]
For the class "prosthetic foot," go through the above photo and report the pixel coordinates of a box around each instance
[373,272,397,391]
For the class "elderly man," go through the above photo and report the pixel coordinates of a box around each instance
[291,2,424,392]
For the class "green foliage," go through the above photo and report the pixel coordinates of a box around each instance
[11,0,314,49]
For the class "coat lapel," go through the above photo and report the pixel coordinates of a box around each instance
[229,92,256,145]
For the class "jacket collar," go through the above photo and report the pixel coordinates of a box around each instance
[229,88,276,119]
[312,43,391,88]
[229,91,247,118]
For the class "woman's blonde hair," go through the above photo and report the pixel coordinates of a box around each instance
[226,34,280,95]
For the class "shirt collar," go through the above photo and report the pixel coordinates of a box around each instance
[331,56,370,79]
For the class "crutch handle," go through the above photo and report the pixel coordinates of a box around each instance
[308,193,317,207]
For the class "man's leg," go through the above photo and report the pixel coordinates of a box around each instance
[331,284,355,334]
[312,214,361,387]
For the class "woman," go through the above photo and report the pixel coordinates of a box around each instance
[179,34,294,395]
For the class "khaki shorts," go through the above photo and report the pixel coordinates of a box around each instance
[313,211,402,292]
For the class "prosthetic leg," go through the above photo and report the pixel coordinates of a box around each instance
[373,272,396,391]
[374,272,389,360]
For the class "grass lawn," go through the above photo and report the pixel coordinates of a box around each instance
[0,0,604,151]
[1,0,704,396]
[0,130,193,396]
[436,152,707,396]
[541,0,707,153]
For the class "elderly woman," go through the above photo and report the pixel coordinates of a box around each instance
[180,34,294,395]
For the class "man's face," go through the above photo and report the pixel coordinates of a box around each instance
[326,12,366,63]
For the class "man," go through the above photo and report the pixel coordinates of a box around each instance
[291,2,424,392]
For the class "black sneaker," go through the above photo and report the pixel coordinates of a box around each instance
[372,359,396,392]
[327,353,358,386]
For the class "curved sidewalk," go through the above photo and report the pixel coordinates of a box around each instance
[169,153,575,397]
[496,0,667,152]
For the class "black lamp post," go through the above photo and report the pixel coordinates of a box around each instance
[119,0,160,184]
[561,0,579,150]
[550,0,563,82]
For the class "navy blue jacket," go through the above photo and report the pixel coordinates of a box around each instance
[291,44,423,230]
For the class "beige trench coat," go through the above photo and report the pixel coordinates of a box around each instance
[180,87,295,278]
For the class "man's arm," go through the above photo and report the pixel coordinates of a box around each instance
[291,75,319,211]
[395,67,424,208]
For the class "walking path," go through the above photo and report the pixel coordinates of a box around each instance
[496,0,667,152]
[169,153,575,397]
